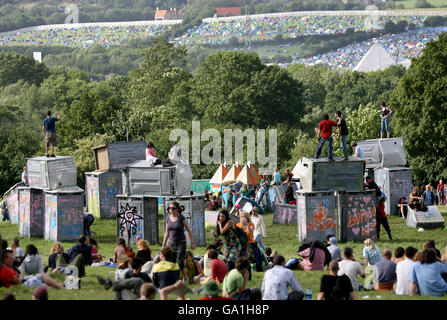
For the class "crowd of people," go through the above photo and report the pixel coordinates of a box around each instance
[0,25,170,48]
[0,15,429,49]
[297,26,447,69]
[176,15,425,46]
[3,227,445,300]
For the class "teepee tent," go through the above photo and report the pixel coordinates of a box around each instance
[222,163,242,185]
[353,42,396,72]
[247,161,262,181]
[209,163,229,184]
[292,159,301,179]
[236,164,260,185]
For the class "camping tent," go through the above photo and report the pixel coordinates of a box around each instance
[222,163,242,185]
[209,164,229,184]
[236,164,260,185]
[292,159,301,179]
[353,42,396,72]
[248,161,262,181]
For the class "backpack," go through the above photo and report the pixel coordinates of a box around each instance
[235,226,248,246]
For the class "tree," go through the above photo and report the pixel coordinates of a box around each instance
[190,51,304,128]
[0,52,50,87]
[389,33,447,182]
[126,38,191,139]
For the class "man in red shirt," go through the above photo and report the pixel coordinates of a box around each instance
[376,198,392,241]
[0,250,66,289]
[209,249,228,283]
[315,113,338,162]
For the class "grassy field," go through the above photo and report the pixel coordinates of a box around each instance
[394,0,447,8]
[1,205,447,300]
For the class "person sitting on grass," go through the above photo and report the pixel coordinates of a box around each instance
[392,247,405,264]
[262,255,304,300]
[0,250,65,290]
[139,283,157,300]
[373,249,396,292]
[410,248,447,297]
[210,248,228,284]
[11,238,24,267]
[113,237,134,263]
[18,244,43,276]
[397,197,408,219]
[395,246,418,296]
[363,238,382,267]
[124,257,151,283]
[327,236,341,262]
[136,237,152,264]
[199,280,232,300]
[65,235,92,277]
[88,237,102,263]
[338,247,365,291]
[151,246,186,300]
[317,260,357,300]
[222,257,251,300]
[115,255,132,280]
[97,274,146,300]
[297,239,330,271]
[47,242,71,272]
[184,250,204,284]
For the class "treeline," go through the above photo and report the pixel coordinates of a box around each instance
[0,41,408,194]
[2,34,447,193]
[0,0,187,33]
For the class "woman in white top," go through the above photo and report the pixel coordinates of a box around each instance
[251,207,267,252]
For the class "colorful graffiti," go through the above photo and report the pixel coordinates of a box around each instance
[100,175,118,218]
[87,177,100,218]
[273,203,297,225]
[341,193,377,241]
[307,202,336,232]
[117,202,144,243]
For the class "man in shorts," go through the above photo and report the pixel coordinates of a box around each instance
[43,110,61,157]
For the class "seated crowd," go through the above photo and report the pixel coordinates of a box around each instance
[1,198,446,300]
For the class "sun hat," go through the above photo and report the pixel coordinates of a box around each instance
[234,204,241,209]
[202,280,221,297]
[117,255,131,268]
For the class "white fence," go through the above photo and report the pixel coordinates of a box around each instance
[203,10,447,23]
[0,19,182,36]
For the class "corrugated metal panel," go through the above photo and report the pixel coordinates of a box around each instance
[163,195,206,246]
[406,206,444,229]
[27,156,77,190]
[85,171,122,219]
[296,191,336,242]
[4,182,23,224]
[18,187,44,238]
[116,195,159,245]
[44,189,84,241]
[124,161,192,196]
[374,166,412,215]
[92,141,146,171]
[357,138,407,169]
[337,190,377,242]
[296,157,364,192]
[273,203,297,225]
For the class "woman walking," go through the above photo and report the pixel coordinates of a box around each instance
[162,201,195,272]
